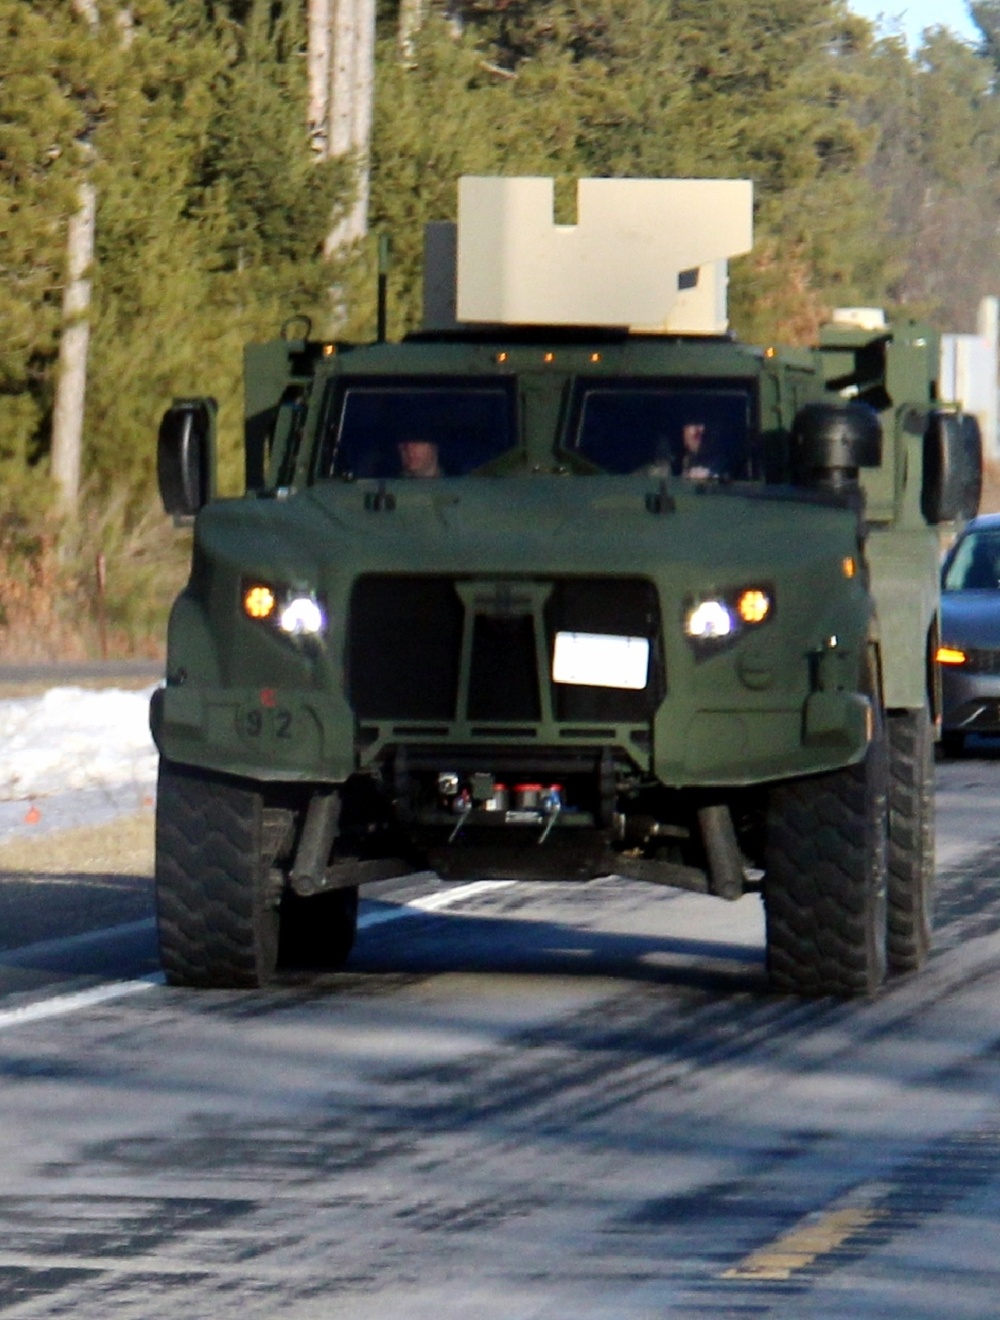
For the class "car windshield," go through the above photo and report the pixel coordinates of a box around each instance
[569,382,756,478]
[320,380,516,479]
[943,527,1000,590]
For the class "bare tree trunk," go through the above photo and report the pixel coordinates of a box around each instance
[320,0,376,257]
[51,0,100,514]
[307,0,332,155]
[398,0,423,63]
[328,0,357,160]
[50,181,96,510]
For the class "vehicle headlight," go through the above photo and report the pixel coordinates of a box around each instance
[278,595,326,636]
[683,585,774,650]
[242,581,327,638]
[685,599,736,639]
[243,584,277,620]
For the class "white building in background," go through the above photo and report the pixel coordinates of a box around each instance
[940,297,999,460]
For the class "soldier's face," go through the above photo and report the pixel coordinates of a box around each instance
[683,423,706,453]
[398,440,439,477]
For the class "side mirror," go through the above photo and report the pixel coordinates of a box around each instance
[790,401,882,491]
[157,398,217,517]
[922,411,982,524]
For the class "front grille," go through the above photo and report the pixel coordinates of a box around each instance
[468,614,541,720]
[963,647,1000,675]
[348,574,664,726]
[348,577,463,719]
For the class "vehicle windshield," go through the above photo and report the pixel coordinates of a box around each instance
[943,527,1000,590]
[319,380,516,479]
[569,381,756,479]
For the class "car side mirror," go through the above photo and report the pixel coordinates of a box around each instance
[922,411,982,524]
[157,398,217,517]
[790,401,882,491]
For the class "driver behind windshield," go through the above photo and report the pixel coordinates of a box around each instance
[397,437,442,478]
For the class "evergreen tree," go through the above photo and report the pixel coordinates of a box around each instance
[861,20,1000,328]
[0,0,101,504]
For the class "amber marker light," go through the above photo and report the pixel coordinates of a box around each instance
[765,346,777,359]
[936,646,967,666]
[590,352,602,363]
[543,352,555,363]
[842,556,857,579]
[243,584,276,620]
[322,343,336,357]
[496,351,509,363]
[737,588,772,625]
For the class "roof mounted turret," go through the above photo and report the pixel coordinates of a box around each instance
[424,175,754,336]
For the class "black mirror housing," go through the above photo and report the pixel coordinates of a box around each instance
[791,401,882,491]
[157,398,217,517]
[922,411,982,524]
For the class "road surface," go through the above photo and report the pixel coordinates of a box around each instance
[0,755,998,1317]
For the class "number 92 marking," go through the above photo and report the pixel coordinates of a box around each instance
[241,707,293,740]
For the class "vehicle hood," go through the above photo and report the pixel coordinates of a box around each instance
[941,589,1000,647]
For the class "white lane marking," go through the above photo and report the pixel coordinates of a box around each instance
[358,879,517,928]
[0,880,519,1030]
[0,972,163,1031]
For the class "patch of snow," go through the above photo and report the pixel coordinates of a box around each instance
[0,686,158,841]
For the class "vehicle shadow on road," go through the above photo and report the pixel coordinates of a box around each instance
[343,904,768,998]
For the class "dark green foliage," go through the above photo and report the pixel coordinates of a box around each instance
[4,0,1000,603]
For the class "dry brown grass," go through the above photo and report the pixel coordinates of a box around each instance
[0,812,154,878]
[0,494,188,663]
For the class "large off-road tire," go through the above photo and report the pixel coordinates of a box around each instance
[155,759,280,988]
[279,887,359,971]
[764,715,889,998]
[886,707,934,973]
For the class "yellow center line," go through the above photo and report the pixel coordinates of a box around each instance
[721,1205,885,1281]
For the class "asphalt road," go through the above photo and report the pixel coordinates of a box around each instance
[0,757,999,1317]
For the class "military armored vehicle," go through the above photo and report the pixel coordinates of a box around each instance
[151,177,981,996]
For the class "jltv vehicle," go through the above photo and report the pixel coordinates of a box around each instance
[151,177,980,996]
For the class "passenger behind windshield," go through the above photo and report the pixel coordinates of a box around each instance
[572,385,753,479]
[676,420,716,480]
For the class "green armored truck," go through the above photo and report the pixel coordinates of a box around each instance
[151,177,981,996]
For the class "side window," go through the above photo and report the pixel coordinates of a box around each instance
[319,380,517,479]
[569,382,756,479]
[267,388,308,489]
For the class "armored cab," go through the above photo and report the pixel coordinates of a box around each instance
[152,177,981,996]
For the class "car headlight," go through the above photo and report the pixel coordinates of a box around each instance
[242,581,327,637]
[683,586,773,650]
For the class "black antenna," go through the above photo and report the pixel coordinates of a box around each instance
[377,233,390,342]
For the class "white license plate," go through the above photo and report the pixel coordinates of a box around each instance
[551,631,650,690]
